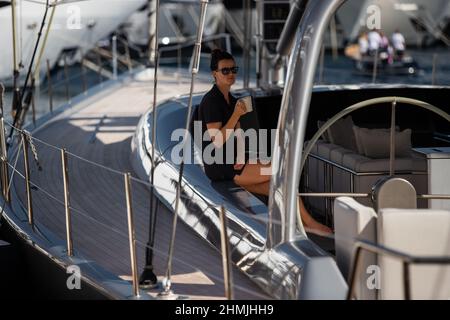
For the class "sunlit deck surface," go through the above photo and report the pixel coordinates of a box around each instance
[13,69,269,300]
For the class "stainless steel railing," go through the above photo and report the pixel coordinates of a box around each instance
[26,35,143,123]
[0,117,277,299]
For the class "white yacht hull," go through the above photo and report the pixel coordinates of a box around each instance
[0,0,146,82]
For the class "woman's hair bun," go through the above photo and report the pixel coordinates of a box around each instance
[211,48,223,57]
[210,49,234,71]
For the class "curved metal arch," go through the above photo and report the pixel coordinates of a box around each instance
[300,96,450,175]
[268,0,346,247]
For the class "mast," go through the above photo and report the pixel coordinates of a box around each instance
[148,0,157,65]
[8,0,52,143]
[159,0,209,298]
[139,0,160,288]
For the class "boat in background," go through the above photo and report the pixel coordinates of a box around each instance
[122,1,227,52]
[0,0,146,83]
[344,43,419,76]
[340,0,450,47]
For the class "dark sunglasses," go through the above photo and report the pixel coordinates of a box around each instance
[216,66,239,75]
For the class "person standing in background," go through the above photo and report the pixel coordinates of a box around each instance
[392,29,406,58]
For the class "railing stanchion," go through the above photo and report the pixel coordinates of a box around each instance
[177,44,181,83]
[219,205,234,300]
[46,59,53,113]
[432,54,438,86]
[22,132,33,227]
[80,49,87,94]
[124,172,139,297]
[64,54,70,103]
[124,41,133,74]
[372,49,379,84]
[112,35,118,80]
[389,99,397,176]
[97,49,103,86]
[225,33,232,55]
[0,118,10,202]
[319,44,325,84]
[31,87,36,125]
[61,148,73,256]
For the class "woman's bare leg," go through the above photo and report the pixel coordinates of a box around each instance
[233,161,271,186]
[232,160,331,234]
[240,181,270,196]
[298,198,333,235]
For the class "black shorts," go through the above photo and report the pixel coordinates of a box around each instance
[233,163,246,176]
[205,163,246,182]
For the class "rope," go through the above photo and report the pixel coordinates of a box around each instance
[23,130,42,170]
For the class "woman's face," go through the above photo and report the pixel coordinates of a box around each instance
[213,59,237,87]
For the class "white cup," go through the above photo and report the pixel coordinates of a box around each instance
[239,95,253,113]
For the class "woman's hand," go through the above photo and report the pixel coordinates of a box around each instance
[234,163,245,170]
[233,100,247,118]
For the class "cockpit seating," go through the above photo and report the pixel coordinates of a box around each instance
[334,197,450,300]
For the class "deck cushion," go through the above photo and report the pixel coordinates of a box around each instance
[378,209,450,300]
[334,197,377,300]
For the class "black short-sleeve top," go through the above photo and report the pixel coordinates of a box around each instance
[198,84,238,181]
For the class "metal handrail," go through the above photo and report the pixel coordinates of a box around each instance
[159,33,233,54]
[61,148,73,257]
[4,111,449,301]
[347,239,450,300]
[21,132,33,227]
[25,55,126,124]
[1,118,276,300]
[0,11,249,303]
[40,59,115,93]
[124,172,139,297]
[219,204,234,300]
[4,158,270,299]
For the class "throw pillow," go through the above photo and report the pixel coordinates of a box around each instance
[353,126,400,155]
[356,127,412,158]
[327,116,358,152]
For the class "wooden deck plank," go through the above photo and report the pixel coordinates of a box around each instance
[12,72,269,300]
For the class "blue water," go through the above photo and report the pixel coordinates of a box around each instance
[315,48,450,86]
[160,47,450,87]
[3,47,450,128]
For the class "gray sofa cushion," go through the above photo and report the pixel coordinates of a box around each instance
[353,127,412,158]
[327,116,358,153]
[342,152,427,173]
[330,147,354,166]
[317,142,344,159]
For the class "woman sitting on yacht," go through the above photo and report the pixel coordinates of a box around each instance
[198,49,332,235]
